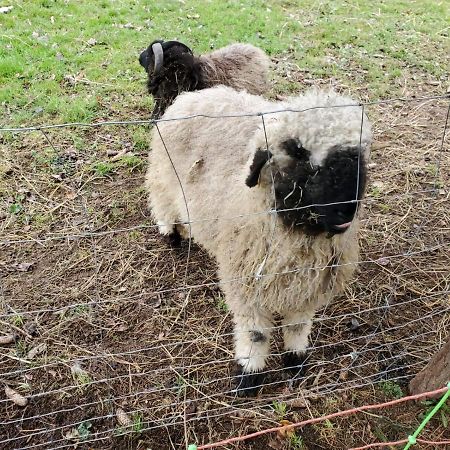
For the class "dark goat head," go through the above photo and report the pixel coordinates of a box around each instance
[139,40,193,74]
[139,40,203,118]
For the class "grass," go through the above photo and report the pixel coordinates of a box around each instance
[380,381,404,399]
[77,420,92,441]
[11,314,24,327]
[15,339,27,358]
[8,199,23,214]
[1,0,448,128]
[272,400,289,420]
[289,433,305,449]
[216,294,229,313]
[1,2,449,450]
[90,161,116,177]
[131,412,144,434]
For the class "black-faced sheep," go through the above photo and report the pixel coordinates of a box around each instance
[146,86,372,396]
[139,40,271,118]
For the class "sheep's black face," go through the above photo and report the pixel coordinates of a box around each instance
[139,47,152,73]
[139,40,193,72]
[139,40,203,118]
[274,139,367,235]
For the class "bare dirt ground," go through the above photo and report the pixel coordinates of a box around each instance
[1,79,449,449]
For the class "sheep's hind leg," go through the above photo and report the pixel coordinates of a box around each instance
[282,311,314,378]
[233,309,273,397]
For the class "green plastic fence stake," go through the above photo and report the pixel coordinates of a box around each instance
[402,381,450,450]
[187,445,197,450]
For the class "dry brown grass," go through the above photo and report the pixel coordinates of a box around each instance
[0,84,449,449]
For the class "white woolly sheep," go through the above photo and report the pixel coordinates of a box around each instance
[139,40,271,118]
[146,86,372,396]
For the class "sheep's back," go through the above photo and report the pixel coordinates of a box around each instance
[201,44,271,95]
[147,87,272,249]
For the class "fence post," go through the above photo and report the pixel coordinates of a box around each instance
[409,337,450,397]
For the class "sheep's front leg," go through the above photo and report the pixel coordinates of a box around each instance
[148,200,183,247]
[282,311,314,378]
[146,171,184,247]
[233,308,273,397]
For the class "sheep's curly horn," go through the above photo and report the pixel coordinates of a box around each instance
[152,42,164,75]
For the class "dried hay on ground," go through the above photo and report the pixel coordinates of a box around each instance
[0,90,449,449]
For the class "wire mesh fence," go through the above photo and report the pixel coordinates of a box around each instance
[0,92,449,449]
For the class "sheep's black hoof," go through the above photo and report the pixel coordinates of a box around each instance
[164,229,182,247]
[234,365,265,397]
[283,351,308,378]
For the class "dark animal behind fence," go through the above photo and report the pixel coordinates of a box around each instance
[139,39,271,119]
[139,40,203,119]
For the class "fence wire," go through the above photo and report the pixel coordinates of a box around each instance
[1,93,449,450]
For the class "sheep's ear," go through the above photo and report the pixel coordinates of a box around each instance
[245,149,273,187]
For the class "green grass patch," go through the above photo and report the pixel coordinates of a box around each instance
[289,432,305,449]
[1,0,448,129]
[117,154,145,170]
[89,154,145,177]
[216,294,229,313]
[90,161,116,177]
[272,400,289,420]
[380,381,404,399]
